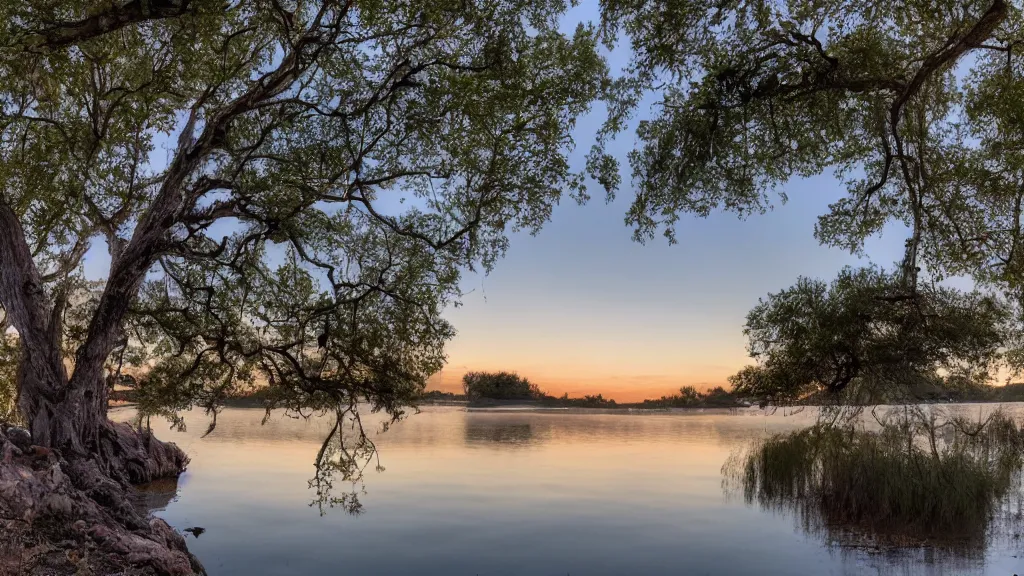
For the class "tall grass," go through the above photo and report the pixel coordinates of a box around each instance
[725,408,1024,547]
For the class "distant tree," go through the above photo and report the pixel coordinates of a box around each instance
[676,386,702,407]
[703,386,737,407]
[463,371,541,400]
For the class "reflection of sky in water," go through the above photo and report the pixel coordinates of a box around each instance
[117,406,1024,576]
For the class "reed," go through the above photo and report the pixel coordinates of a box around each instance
[726,409,1024,546]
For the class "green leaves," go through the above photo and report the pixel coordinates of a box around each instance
[729,266,1013,405]
[0,0,607,428]
[594,0,1024,404]
[596,0,1024,289]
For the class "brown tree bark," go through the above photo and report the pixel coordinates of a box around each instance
[1,197,199,573]
[28,0,193,50]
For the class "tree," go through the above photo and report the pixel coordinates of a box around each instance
[0,0,604,567]
[594,0,1024,285]
[728,266,1011,405]
[594,0,1024,401]
[462,370,541,400]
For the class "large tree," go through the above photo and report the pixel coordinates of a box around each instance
[594,0,1024,401]
[0,0,604,489]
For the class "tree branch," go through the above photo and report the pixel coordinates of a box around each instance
[26,0,193,50]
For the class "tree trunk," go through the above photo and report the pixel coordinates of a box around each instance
[1,146,202,573]
[8,342,200,575]
[18,347,189,485]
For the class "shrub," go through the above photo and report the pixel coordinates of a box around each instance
[462,371,541,401]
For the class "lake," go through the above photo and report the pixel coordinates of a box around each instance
[114,405,1024,575]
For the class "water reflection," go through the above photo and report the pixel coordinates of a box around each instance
[133,477,180,513]
[307,407,384,515]
[723,405,1024,574]
[465,422,533,445]
[115,405,1024,575]
[465,414,537,446]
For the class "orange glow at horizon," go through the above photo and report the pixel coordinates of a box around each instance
[426,365,743,403]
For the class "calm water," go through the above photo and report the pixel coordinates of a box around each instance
[116,405,1024,575]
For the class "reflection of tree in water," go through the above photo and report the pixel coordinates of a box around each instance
[464,422,534,445]
[307,411,543,514]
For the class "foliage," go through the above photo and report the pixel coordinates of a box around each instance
[637,385,741,408]
[540,392,617,408]
[725,408,1024,546]
[595,0,1021,275]
[728,266,1012,406]
[593,0,1024,405]
[463,370,541,400]
[0,0,606,450]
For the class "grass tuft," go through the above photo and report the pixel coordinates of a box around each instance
[725,408,1024,547]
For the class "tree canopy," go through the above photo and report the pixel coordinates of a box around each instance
[593,0,1024,403]
[728,266,1012,405]
[0,0,605,465]
[595,0,1022,279]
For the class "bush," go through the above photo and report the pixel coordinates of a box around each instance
[639,385,741,408]
[726,409,1024,546]
[463,371,541,401]
[540,393,617,408]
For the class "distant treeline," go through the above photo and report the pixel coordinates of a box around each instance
[799,379,1024,406]
[108,373,1024,410]
[452,371,746,409]
[433,371,1024,409]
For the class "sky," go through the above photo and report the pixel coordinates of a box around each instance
[423,3,913,401]
[431,170,908,401]
[81,2,915,403]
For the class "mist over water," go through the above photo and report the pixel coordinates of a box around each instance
[119,405,1024,576]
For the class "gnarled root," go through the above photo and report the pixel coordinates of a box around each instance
[0,422,204,575]
[96,420,191,486]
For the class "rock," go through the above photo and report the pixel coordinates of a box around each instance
[6,426,31,452]
[0,421,205,575]
[2,442,22,463]
[183,526,206,538]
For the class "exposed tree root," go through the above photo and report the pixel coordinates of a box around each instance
[0,422,204,576]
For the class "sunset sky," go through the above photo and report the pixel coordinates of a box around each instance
[430,168,909,401]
